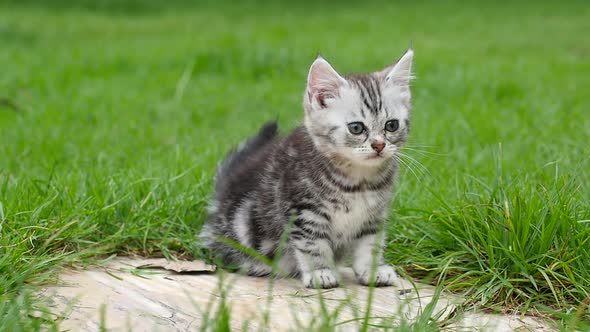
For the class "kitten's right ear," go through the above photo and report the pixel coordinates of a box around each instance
[305,56,347,111]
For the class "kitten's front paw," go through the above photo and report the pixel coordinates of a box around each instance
[355,265,399,287]
[302,268,339,289]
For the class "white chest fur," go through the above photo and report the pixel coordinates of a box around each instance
[328,189,390,246]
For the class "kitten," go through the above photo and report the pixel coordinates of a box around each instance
[200,49,414,289]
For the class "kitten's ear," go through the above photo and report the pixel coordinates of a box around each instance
[381,49,414,87]
[305,56,347,110]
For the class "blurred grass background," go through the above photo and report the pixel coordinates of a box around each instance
[1,0,589,329]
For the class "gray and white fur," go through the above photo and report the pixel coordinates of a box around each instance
[200,49,414,288]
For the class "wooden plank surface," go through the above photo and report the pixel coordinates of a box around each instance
[38,257,552,331]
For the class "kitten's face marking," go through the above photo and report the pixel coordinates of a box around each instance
[303,50,413,167]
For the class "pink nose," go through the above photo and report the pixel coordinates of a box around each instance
[371,142,385,153]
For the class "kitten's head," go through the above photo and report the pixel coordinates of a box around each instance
[303,50,414,167]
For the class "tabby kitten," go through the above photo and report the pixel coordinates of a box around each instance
[200,49,414,289]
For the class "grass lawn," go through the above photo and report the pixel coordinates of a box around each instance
[1,0,590,330]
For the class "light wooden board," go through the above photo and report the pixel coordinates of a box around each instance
[38,257,552,331]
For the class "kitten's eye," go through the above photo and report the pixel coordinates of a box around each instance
[385,120,399,132]
[347,122,365,135]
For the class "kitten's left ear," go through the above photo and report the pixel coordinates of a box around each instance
[381,49,414,87]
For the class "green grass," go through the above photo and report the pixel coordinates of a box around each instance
[1,0,590,329]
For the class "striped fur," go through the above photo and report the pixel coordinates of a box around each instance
[200,50,414,288]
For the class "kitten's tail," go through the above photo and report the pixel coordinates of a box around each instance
[215,121,278,185]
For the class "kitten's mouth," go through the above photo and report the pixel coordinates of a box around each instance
[367,153,384,160]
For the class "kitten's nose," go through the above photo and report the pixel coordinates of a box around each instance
[371,142,385,153]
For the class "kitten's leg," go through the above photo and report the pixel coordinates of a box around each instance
[290,217,338,289]
[352,229,399,287]
[292,239,338,289]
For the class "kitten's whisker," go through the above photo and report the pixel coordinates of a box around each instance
[401,147,445,157]
[400,158,429,179]
[400,149,440,161]
[395,157,424,182]
[396,152,430,178]
[398,152,428,166]
[404,143,437,149]
[397,151,428,166]
[394,155,425,182]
